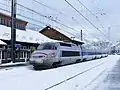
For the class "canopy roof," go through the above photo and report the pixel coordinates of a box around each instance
[40,26,84,45]
[0,40,6,45]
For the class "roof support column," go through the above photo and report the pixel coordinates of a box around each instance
[11,0,17,63]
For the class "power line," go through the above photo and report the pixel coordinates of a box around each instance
[76,0,108,34]
[77,0,96,17]
[0,1,82,37]
[33,0,64,15]
[16,1,100,40]
[32,0,93,37]
[32,0,95,39]
[32,0,99,39]
[65,0,109,40]
[0,0,101,40]
[17,3,84,37]
[0,2,47,31]
[72,17,100,40]
[17,2,83,38]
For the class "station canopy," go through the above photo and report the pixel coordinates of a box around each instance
[39,26,84,45]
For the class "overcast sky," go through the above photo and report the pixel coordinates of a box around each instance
[1,0,120,43]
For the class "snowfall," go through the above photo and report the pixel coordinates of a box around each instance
[0,55,120,90]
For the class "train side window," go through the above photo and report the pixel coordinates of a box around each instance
[62,51,80,57]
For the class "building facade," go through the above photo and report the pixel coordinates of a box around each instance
[0,12,52,64]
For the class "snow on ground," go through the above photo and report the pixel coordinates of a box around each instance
[49,55,120,90]
[0,55,119,90]
[0,62,27,67]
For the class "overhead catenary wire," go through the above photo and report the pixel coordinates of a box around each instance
[72,17,100,40]
[65,0,109,40]
[0,0,103,41]
[33,0,65,15]
[32,0,81,30]
[0,1,46,30]
[9,1,99,40]
[0,1,82,37]
[76,0,108,34]
[32,0,99,40]
[17,3,84,37]
[17,2,83,37]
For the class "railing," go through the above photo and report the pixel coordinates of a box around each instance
[0,49,31,64]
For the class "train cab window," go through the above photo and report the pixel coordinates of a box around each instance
[37,43,57,50]
[60,43,71,47]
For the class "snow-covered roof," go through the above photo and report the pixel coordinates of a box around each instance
[0,40,6,45]
[0,25,55,44]
[40,26,84,44]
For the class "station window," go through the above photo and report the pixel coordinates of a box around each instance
[1,18,4,25]
[16,23,19,29]
[0,18,10,27]
[0,16,26,30]
[0,18,1,24]
[6,20,9,27]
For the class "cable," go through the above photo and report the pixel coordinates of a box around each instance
[32,0,99,40]
[32,0,96,38]
[65,0,109,40]
[72,17,100,40]
[33,0,64,15]
[0,1,82,38]
[0,0,101,41]
[0,2,46,31]
[76,0,108,34]
[17,3,84,37]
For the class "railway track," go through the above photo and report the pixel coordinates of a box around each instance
[45,61,106,90]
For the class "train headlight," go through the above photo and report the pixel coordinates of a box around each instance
[47,53,56,58]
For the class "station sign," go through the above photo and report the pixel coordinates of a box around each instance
[15,44,21,48]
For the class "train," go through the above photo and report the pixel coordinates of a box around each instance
[29,41,108,69]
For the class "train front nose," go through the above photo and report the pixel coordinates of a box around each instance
[30,55,45,65]
[30,51,47,65]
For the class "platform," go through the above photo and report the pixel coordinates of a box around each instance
[93,58,120,90]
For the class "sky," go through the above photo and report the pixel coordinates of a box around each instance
[0,0,120,43]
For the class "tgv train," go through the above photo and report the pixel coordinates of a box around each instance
[29,42,108,69]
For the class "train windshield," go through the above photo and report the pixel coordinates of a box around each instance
[37,43,57,50]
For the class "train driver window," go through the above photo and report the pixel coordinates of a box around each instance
[37,43,57,50]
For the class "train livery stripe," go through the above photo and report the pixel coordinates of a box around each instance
[81,52,105,56]
[33,52,48,55]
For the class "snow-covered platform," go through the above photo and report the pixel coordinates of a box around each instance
[0,55,119,90]
[92,56,120,90]
[0,62,28,69]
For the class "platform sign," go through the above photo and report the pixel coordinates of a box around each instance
[15,44,21,48]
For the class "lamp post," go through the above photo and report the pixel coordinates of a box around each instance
[11,0,17,63]
[108,26,111,54]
